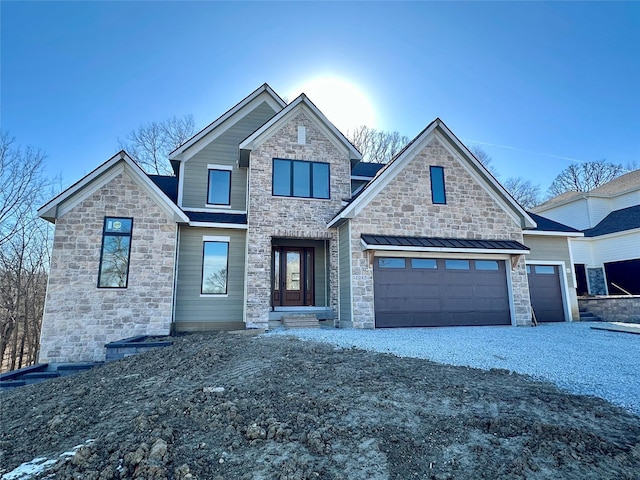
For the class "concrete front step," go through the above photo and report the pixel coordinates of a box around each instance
[580,312,603,322]
[282,314,320,329]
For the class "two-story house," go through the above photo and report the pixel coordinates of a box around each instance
[38,84,565,363]
[532,170,640,296]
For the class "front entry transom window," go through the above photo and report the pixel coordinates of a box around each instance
[272,247,314,306]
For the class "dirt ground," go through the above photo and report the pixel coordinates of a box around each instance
[1,331,639,480]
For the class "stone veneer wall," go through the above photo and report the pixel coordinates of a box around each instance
[246,111,351,328]
[38,172,177,363]
[578,296,640,323]
[349,136,532,328]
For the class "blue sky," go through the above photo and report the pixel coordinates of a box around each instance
[2,1,639,193]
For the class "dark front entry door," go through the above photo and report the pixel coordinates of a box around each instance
[272,247,314,306]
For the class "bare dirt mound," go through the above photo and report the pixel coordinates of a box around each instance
[1,332,639,479]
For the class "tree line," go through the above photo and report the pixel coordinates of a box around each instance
[0,114,635,372]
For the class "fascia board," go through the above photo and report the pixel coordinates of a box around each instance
[581,227,640,241]
[240,95,362,160]
[434,122,536,229]
[360,239,529,255]
[349,124,438,219]
[523,230,584,237]
[176,94,283,163]
[121,159,189,222]
[38,152,124,220]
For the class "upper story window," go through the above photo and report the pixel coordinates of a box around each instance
[272,158,330,199]
[207,164,232,206]
[430,166,446,205]
[98,217,133,288]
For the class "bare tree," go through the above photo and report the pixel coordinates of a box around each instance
[0,133,53,372]
[503,177,541,209]
[119,115,196,175]
[469,146,500,176]
[347,126,409,164]
[548,160,626,197]
[0,133,47,248]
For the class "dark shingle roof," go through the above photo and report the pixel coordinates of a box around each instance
[361,234,529,252]
[148,175,178,203]
[526,212,581,233]
[185,211,247,224]
[352,162,385,177]
[583,205,640,237]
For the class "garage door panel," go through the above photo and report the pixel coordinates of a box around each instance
[374,257,511,328]
[527,264,564,322]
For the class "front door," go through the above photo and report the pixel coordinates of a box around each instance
[272,247,314,306]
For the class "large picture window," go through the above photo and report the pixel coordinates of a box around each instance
[272,159,330,199]
[207,166,232,206]
[202,239,229,295]
[98,217,133,288]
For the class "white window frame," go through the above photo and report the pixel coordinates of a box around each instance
[201,235,230,297]
[206,164,233,208]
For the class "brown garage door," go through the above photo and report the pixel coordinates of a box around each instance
[527,264,564,322]
[373,257,511,327]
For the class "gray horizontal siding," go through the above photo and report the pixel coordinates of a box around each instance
[338,223,352,326]
[523,234,575,288]
[182,101,277,210]
[174,226,246,326]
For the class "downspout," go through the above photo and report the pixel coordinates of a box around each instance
[170,224,181,333]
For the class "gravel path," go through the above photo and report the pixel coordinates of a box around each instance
[269,322,640,415]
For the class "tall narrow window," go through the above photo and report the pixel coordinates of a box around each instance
[98,217,133,288]
[202,240,229,294]
[430,166,446,204]
[207,167,232,206]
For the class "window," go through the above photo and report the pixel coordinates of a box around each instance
[272,159,330,199]
[430,166,446,204]
[475,260,499,271]
[98,217,133,288]
[411,258,437,269]
[207,167,231,206]
[445,259,470,270]
[202,239,229,294]
[535,265,555,275]
[378,258,406,269]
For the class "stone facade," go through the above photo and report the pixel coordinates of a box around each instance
[578,296,640,323]
[587,267,607,295]
[246,111,352,328]
[348,135,532,328]
[38,172,177,363]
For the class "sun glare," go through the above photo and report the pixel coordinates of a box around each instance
[288,76,377,134]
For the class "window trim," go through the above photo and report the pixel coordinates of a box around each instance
[430,166,446,205]
[201,235,230,296]
[272,158,330,199]
[97,216,133,289]
[206,164,232,207]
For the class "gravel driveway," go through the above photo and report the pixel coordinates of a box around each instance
[269,322,639,415]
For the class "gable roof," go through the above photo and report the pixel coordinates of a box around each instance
[38,152,189,223]
[583,205,640,237]
[328,118,536,229]
[239,93,362,167]
[168,83,286,166]
[534,169,640,212]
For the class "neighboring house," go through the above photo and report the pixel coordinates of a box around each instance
[38,84,578,363]
[532,170,640,296]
